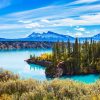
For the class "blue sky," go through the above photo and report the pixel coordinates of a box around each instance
[0,0,100,38]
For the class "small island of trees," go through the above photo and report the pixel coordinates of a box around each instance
[27,38,100,77]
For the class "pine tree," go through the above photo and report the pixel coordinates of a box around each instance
[52,43,57,66]
[67,39,71,57]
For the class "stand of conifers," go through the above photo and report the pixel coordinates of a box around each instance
[29,38,100,77]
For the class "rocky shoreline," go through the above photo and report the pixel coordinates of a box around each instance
[0,41,53,50]
[26,59,52,67]
[26,59,100,78]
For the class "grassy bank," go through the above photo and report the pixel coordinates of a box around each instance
[0,68,100,100]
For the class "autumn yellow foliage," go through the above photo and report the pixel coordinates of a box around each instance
[39,53,52,60]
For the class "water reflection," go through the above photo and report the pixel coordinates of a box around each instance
[0,49,100,83]
[29,64,45,71]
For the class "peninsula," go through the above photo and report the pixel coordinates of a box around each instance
[26,38,100,78]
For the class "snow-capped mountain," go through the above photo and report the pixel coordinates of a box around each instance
[78,33,100,41]
[92,33,100,40]
[0,31,100,42]
[25,31,74,42]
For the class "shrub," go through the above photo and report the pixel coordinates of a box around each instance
[0,68,19,82]
[0,68,100,100]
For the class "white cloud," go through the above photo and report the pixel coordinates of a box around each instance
[47,13,100,26]
[80,13,100,25]
[0,24,24,30]
[75,32,83,37]
[18,20,32,24]
[24,23,43,29]
[0,0,100,37]
[18,20,43,29]
[3,3,100,23]
[0,12,100,30]
[75,27,85,31]
[68,0,99,5]
[86,31,91,34]
[41,19,50,23]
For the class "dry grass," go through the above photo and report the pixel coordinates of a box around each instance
[0,68,100,100]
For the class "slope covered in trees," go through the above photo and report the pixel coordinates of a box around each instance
[27,39,100,77]
[46,39,100,77]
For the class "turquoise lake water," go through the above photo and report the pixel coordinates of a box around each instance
[0,49,99,83]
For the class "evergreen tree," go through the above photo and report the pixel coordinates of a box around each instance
[67,39,71,57]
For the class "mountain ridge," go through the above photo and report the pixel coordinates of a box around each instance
[0,31,100,42]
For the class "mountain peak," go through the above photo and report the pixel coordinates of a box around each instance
[47,31,54,33]
[93,33,100,40]
[46,31,58,35]
[93,33,100,37]
[0,31,99,42]
[26,31,71,41]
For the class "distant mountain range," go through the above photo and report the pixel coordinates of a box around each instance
[0,31,100,42]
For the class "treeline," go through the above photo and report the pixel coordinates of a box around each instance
[28,39,100,76]
[51,39,100,74]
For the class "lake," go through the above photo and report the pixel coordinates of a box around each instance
[0,49,99,83]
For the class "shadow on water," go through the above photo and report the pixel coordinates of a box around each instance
[0,48,99,83]
[28,63,100,83]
